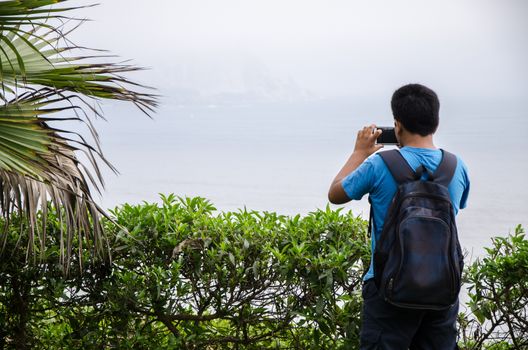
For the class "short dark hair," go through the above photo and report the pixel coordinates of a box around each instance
[391,84,440,136]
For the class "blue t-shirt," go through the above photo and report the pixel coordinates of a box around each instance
[341,146,470,281]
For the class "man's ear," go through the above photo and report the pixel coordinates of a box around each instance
[394,120,400,132]
[394,120,403,145]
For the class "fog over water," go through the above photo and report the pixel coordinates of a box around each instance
[66,1,527,256]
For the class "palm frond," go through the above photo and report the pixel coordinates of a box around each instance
[0,24,158,113]
[0,89,111,271]
[0,1,159,270]
[0,1,85,74]
[0,1,87,35]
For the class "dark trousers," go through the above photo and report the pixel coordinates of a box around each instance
[360,279,459,350]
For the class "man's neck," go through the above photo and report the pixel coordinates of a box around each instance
[400,134,436,149]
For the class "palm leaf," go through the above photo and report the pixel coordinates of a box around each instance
[0,1,159,270]
[0,23,157,113]
[0,89,110,271]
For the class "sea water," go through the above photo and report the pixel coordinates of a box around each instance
[92,98,528,258]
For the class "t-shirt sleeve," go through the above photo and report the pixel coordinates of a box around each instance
[341,156,377,200]
[459,158,470,209]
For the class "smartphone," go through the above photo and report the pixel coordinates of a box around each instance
[376,127,398,145]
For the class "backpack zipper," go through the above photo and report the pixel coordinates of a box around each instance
[388,277,394,297]
[401,191,452,203]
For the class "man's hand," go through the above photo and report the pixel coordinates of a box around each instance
[328,124,383,204]
[354,125,384,158]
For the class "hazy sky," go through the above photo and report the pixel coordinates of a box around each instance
[69,0,528,102]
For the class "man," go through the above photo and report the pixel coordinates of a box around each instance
[328,84,470,349]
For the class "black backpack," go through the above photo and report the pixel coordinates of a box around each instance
[371,149,464,310]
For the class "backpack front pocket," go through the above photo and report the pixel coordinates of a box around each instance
[390,215,454,309]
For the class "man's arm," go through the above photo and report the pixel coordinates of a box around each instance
[328,125,383,204]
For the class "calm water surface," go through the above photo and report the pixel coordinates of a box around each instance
[92,99,528,257]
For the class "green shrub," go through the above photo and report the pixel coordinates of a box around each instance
[458,225,528,349]
[0,195,526,349]
[1,195,370,349]
[102,194,371,349]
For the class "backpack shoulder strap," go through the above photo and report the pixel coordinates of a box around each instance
[378,149,415,184]
[431,150,457,187]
